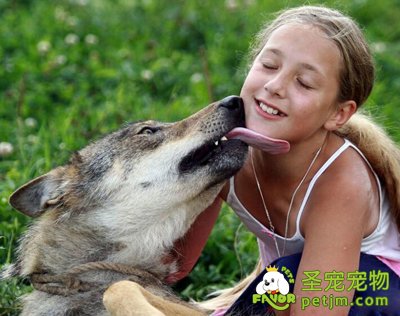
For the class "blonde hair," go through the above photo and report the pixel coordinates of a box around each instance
[199,5,400,313]
[247,5,375,107]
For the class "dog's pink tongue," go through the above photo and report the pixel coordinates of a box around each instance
[226,127,290,154]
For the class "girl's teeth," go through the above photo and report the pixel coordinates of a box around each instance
[260,102,279,115]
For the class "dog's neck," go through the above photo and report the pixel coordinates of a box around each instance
[18,207,192,279]
[18,184,220,282]
[30,261,167,296]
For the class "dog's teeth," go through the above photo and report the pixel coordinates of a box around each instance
[214,140,219,146]
[221,136,227,141]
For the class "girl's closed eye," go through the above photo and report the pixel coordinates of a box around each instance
[297,77,314,90]
[259,57,279,70]
[262,62,278,70]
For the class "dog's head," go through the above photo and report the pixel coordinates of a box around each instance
[9,96,248,222]
[256,271,290,295]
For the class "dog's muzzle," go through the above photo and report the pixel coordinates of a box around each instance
[178,96,247,175]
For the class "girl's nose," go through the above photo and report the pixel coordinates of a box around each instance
[264,73,287,98]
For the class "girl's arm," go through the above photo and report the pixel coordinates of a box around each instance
[288,151,378,316]
[164,196,223,283]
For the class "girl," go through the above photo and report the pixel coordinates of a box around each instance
[167,5,400,316]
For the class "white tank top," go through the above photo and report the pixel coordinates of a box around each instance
[227,139,400,267]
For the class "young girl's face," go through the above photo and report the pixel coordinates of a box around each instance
[240,23,343,145]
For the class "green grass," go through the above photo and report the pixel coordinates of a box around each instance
[1,0,399,314]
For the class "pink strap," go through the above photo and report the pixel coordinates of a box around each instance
[377,256,400,278]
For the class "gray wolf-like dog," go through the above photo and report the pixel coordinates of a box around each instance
[2,96,251,316]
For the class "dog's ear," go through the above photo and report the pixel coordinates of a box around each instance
[277,274,290,295]
[9,168,65,218]
[256,279,267,295]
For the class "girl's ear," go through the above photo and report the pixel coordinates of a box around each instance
[324,100,357,131]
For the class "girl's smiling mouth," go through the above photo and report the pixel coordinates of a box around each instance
[255,99,287,118]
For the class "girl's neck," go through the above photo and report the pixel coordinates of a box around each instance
[252,132,331,183]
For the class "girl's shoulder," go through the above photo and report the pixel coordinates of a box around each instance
[302,135,380,238]
[304,134,379,202]
[336,112,400,232]
[326,137,377,181]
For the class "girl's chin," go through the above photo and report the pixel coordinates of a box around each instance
[245,119,281,138]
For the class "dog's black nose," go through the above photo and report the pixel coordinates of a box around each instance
[219,96,243,110]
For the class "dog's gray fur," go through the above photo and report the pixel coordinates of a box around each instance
[2,97,248,315]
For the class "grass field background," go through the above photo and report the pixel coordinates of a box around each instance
[1,0,399,314]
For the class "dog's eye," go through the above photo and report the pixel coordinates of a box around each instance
[271,278,275,283]
[138,127,158,135]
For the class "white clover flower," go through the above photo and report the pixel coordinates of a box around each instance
[55,55,67,65]
[225,0,238,10]
[27,135,39,144]
[85,34,98,45]
[0,142,14,157]
[37,41,52,54]
[190,73,203,83]
[141,69,154,81]
[55,7,67,21]
[24,117,38,128]
[59,142,66,150]
[65,33,79,45]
